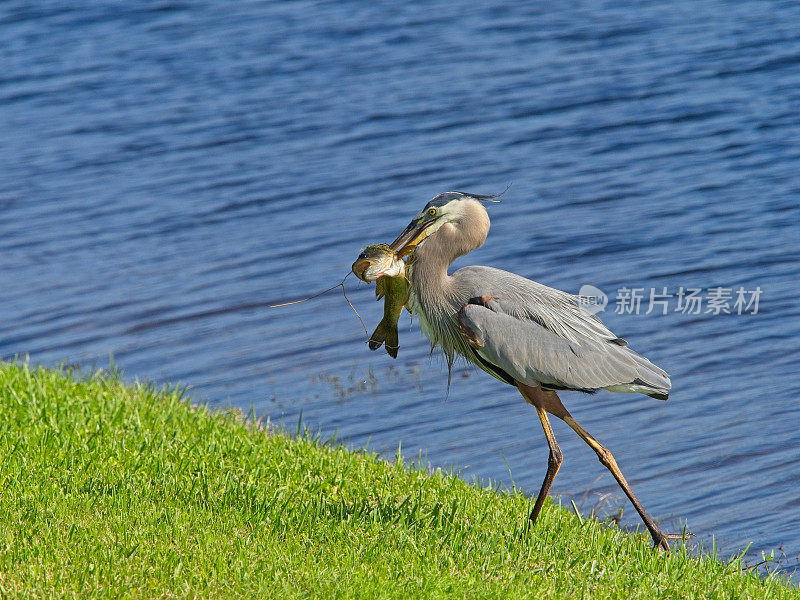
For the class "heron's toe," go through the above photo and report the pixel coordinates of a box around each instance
[652,531,688,553]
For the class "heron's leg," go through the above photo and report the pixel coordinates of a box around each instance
[517,384,566,527]
[527,405,564,526]
[561,414,675,551]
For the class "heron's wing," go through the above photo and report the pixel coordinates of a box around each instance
[452,267,670,398]
[453,266,626,343]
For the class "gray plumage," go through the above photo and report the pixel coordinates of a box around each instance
[457,270,670,398]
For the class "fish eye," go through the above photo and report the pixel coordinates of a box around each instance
[427,208,437,217]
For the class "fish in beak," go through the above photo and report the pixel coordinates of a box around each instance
[351,243,405,283]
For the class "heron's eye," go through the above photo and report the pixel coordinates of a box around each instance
[427,208,437,217]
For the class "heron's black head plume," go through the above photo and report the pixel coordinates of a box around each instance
[426,185,510,210]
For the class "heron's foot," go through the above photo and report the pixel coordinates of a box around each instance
[527,509,541,526]
[516,505,545,539]
[651,530,687,552]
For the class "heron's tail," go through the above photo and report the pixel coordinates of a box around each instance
[634,352,671,399]
[368,320,399,359]
[605,350,671,400]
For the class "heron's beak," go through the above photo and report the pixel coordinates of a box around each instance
[389,218,431,257]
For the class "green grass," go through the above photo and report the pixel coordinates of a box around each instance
[0,361,796,599]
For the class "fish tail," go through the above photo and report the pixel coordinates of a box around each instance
[384,324,399,359]
[368,320,399,359]
[368,322,387,351]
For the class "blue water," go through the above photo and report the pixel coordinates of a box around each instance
[2,0,799,579]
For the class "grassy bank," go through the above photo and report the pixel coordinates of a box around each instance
[0,362,795,599]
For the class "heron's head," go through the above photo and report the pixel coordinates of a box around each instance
[389,191,497,256]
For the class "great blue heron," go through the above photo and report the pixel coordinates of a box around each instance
[388,191,676,550]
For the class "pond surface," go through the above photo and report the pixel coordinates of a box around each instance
[2,0,799,579]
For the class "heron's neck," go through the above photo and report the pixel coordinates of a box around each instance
[409,220,482,314]
[411,224,455,297]
[407,219,484,376]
